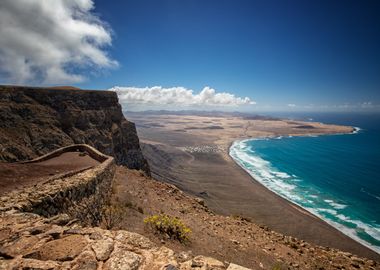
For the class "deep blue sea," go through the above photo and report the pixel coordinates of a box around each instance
[229,113,380,253]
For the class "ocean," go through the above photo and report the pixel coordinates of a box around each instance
[229,113,380,254]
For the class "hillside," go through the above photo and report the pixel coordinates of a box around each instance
[109,167,379,270]
[0,144,249,270]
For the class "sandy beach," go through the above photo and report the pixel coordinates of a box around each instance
[127,112,380,261]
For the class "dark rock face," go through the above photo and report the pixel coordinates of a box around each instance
[0,85,150,175]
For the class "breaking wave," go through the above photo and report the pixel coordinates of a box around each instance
[229,138,380,254]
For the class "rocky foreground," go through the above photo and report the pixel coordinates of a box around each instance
[0,211,249,270]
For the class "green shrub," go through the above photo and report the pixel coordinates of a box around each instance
[144,214,191,243]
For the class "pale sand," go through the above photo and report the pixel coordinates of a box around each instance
[128,113,380,261]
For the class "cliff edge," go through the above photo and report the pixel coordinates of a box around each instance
[0,85,150,175]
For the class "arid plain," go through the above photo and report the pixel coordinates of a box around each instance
[126,112,379,261]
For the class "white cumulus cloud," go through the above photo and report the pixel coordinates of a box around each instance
[0,0,117,84]
[109,86,255,109]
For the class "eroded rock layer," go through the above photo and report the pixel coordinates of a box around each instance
[0,85,149,175]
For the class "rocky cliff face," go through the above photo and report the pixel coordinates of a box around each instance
[0,85,150,175]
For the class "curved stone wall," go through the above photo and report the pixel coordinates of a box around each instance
[20,144,109,164]
[0,144,115,226]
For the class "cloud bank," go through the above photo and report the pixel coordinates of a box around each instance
[110,86,255,109]
[0,0,117,84]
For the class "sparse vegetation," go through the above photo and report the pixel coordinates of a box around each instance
[144,214,191,243]
[123,200,144,214]
[102,204,124,229]
[272,264,282,270]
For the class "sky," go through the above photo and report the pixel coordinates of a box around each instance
[0,0,379,112]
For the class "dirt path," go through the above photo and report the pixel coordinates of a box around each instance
[0,151,99,195]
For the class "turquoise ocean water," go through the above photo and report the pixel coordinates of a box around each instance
[229,113,380,253]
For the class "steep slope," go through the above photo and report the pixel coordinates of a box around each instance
[110,167,379,270]
[0,85,149,175]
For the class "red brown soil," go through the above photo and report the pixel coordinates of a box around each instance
[0,152,99,195]
[110,167,379,270]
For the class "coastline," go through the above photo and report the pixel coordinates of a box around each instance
[223,141,380,261]
[129,113,380,261]
[228,128,380,255]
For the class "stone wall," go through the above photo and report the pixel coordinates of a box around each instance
[0,144,115,226]
[0,145,250,269]
[21,144,109,164]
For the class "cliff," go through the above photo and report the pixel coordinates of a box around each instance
[0,85,150,175]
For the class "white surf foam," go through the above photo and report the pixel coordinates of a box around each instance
[273,171,291,178]
[324,199,348,210]
[352,127,362,134]
[229,138,380,254]
[307,207,380,254]
[317,208,338,215]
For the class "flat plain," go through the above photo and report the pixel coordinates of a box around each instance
[126,112,379,260]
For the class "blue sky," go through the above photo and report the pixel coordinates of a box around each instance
[1,0,379,111]
[91,0,380,111]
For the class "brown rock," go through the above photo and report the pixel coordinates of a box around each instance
[227,263,251,270]
[46,214,72,226]
[19,258,60,270]
[181,255,225,270]
[0,235,40,257]
[44,226,63,239]
[114,230,154,250]
[26,235,87,261]
[0,260,16,270]
[71,250,98,270]
[151,246,178,268]
[91,238,114,261]
[103,250,142,270]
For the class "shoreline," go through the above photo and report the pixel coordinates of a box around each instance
[222,143,380,261]
[228,132,380,255]
[130,113,380,261]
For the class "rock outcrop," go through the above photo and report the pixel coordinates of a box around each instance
[0,85,150,175]
[0,211,245,270]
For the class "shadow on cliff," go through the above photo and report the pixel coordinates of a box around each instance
[0,85,150,175]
